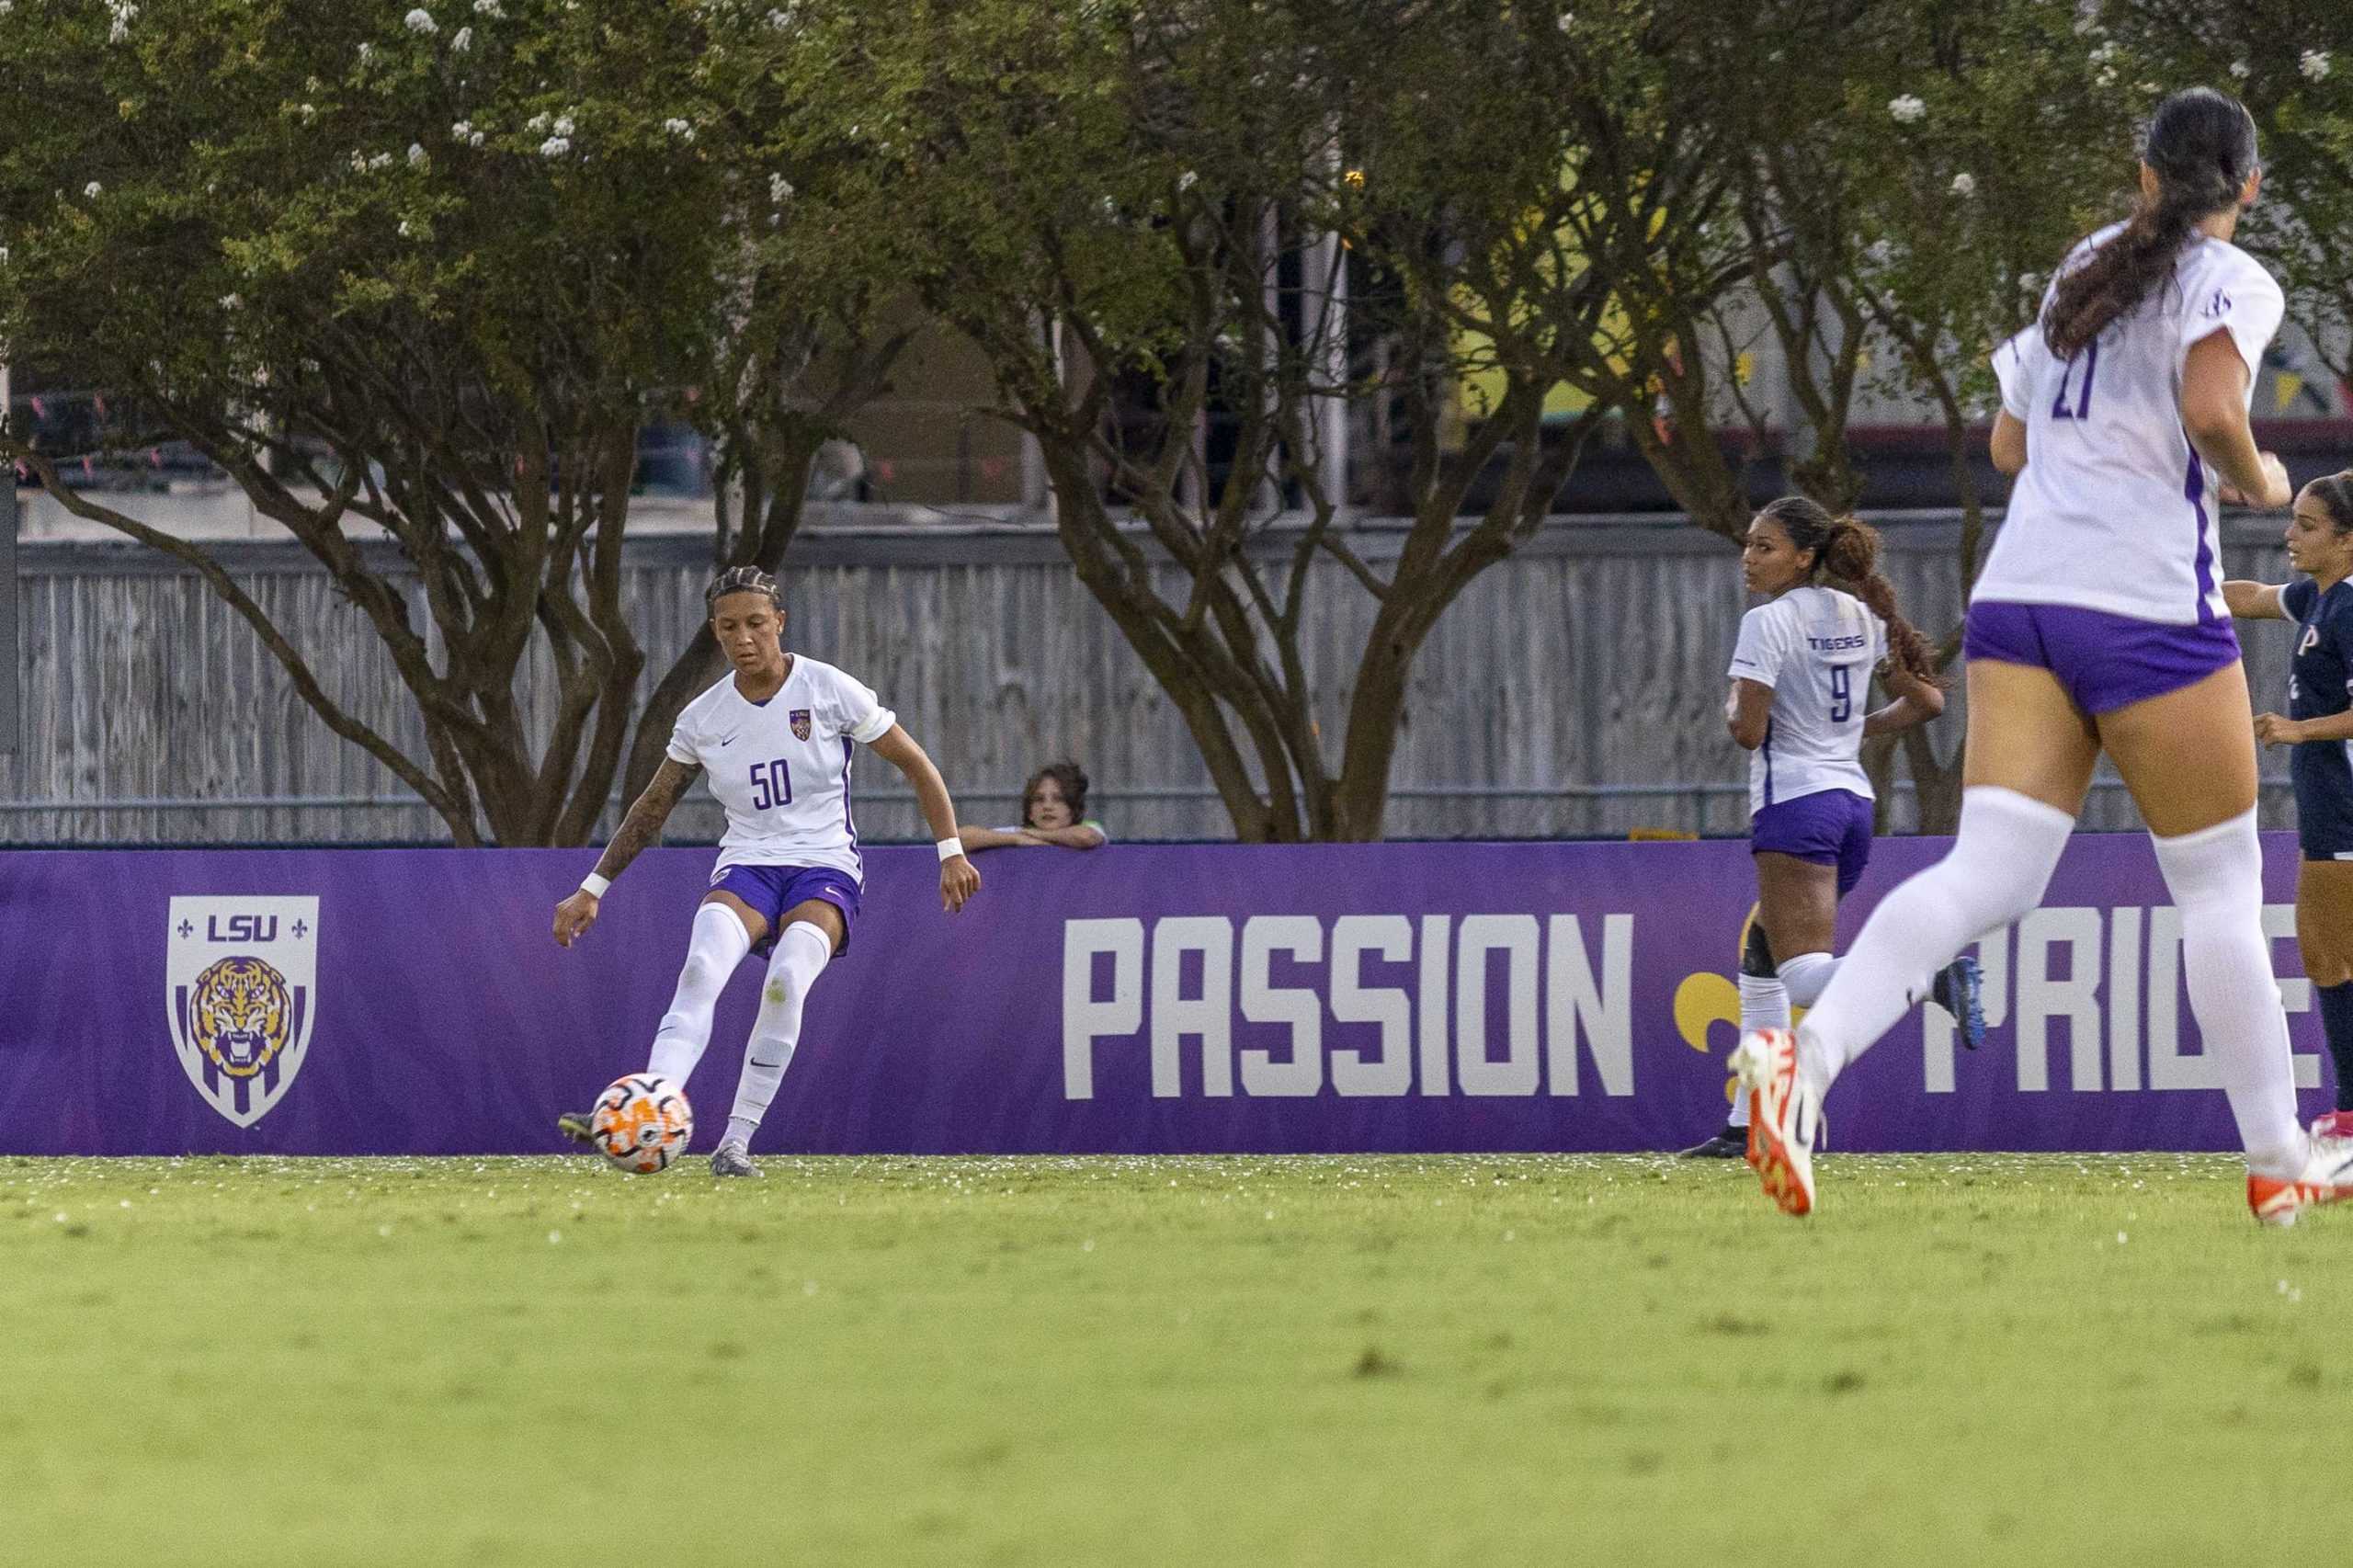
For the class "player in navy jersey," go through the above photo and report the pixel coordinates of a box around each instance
[1679,496,1978,1159]
[2226,472,2353,1139]
[1739,87,2353,1223]
[551,566,980,1177]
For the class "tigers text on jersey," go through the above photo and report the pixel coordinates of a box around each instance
[665,656,897,881]
[1729,585,1887,817]
[1982,226,2284,626]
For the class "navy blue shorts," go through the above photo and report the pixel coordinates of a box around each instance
[706,863,861,956]
[2293,746,2353,861]
[1751,789,1874,897]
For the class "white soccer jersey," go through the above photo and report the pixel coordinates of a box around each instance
[665,655,898,881]
[1979,225,2284,625]
[1729,585,1886,817]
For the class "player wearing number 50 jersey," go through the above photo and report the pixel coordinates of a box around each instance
[551,566,980,1177]
[1739,87,2353,1225]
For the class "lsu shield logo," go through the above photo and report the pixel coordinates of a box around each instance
[166,896,320,1128]
[790,709,813,742]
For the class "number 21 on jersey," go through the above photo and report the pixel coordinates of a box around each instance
[748,758,793,810]
[2051,340,2099,421]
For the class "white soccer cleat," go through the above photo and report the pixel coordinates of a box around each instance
[2246,1132,2353,1228]
[1733,1028,1821,1217]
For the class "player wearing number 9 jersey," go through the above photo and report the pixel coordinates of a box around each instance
[1679,497,1969,1160]
[1737,87,2353,1225]
[550,566,981,1177]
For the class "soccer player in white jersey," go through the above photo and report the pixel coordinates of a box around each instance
[1737,87,2353,1224]
[551,566,981,1177]
[1680,496,1977,1158]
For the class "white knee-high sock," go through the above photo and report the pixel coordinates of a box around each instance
[1732,975,1789,1127]
[2152,809,2302,1176]
[1798,787,2075,1098]
[644,903,755,1084]
[724,921,833,1149]
[1778,950,1837,1009]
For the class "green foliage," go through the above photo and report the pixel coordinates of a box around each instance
[2115,2,2353,377]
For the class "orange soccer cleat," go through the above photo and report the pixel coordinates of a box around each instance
[2247,1131,2353,1227]
[1733,1028,1822,1217]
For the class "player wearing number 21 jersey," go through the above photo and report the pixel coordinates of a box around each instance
[1736,87,2353,1226]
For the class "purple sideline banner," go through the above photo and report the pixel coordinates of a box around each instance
[0,835,2336,1154]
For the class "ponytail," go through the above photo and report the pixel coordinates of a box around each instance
[2043,86,2258,359]
[1756,495,1945,687]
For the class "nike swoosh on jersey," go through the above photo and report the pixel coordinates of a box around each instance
[718,733,740,746]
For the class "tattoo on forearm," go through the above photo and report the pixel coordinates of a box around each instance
[592,760,699,881]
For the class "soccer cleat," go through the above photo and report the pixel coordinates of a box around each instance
[556,1110,597,1146]
[1678,1126,1749,1159]
[710,1142,761,1179]
[2312,1109,2353,1142]
[2247,1133,2353,1227]
[1733,1028,1821,1217]
[1931,955,1987,1050]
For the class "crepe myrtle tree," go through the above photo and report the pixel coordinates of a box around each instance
[799,0,1633,842]
[0,0,903,844]
[2114,4,2353,383]
[1773,0,2149,829]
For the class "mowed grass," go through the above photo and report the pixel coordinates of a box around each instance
[4,1153,2347,1567]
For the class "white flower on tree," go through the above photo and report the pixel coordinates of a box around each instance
[451,119,473,141]
[407,143,427,166]
[1949,171,1975,198]
[553,115,574,137]
[404,7,436,34]
[473,0,502,14]
[84,181,102,198]
[540,136,571,157]
[1888,94,1926,123]
[2230,60,2250,80]
[453,25,472,51]
[2303,51,2332,82]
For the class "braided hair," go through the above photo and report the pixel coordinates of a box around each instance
[705,565,782,612]
[1756,495,1943,687]
[2043,87,2259,360]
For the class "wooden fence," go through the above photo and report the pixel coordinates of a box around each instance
[0,512,2302,844]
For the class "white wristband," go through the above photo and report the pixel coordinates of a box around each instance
[936,837,965,863]
[579,872,611,898]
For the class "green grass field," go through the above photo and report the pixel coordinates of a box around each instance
[5,1152,2345,1566]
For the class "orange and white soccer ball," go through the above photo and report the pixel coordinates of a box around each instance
[589,1074,693,1174]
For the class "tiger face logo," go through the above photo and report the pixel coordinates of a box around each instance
[189,957,293,1078]
[167,897,319,1128]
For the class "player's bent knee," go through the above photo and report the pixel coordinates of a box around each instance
[1741,919,1776,979]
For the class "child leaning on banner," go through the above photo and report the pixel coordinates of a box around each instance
[957,761,1108,852]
